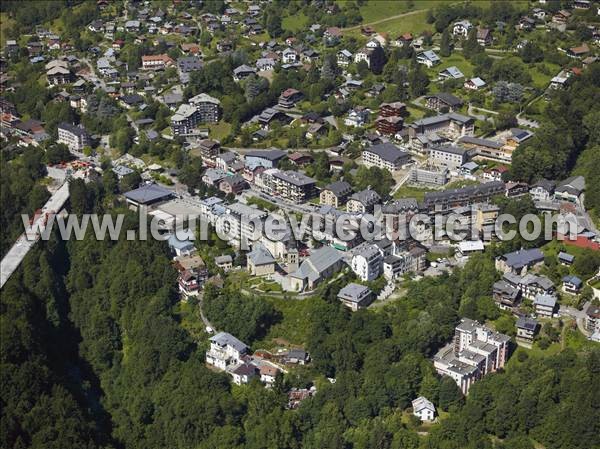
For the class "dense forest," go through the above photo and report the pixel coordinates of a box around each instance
[0,147,50,257]
[2,178,598,449]
[1,0,600,447]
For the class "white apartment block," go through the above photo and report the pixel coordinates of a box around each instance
[434,318,510,394]
[205,332,248,371]
[350,243,383,281]
[57,122,89,152]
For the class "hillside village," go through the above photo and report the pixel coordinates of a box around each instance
[1,1,600,447]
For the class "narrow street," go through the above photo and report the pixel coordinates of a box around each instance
[196,291,216,332]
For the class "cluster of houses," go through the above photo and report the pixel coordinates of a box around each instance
[205,330,314,399]
[205,331,281,386]
[492,244,599,344]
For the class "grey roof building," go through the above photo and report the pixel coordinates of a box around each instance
[248,243,276,266]
[533,294,557,316]
[210,332,248,353]
[288,246,345,291]
[347,189,381,214]
[124,183,174,206]
[496,248,544,273]
[363,142,411,171]
[423,181,504,212]
[337,283,373,311]
[177,56,202,72]
[324,180,353,197]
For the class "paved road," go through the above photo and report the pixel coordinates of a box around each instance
[560,305,590,336]
[0,182,71,289]
[468,104,498,122]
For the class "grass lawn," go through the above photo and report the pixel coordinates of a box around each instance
[564,326,599,352]
[541,239,597,280]
[344,9,434,38]
[406,105,427,120]
[445,179,480,189]
[354,0,446,24]
[282,12,309,33]
[371,9,434,35]
[208,121,232,141]
[529,62,561,90]
[509,342,562,364]
[246,196,278,212]
[394,184,435,201]
[428,53,475,80]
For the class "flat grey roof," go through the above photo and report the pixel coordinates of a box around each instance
[338,283,371,302]
[124,183,174,204]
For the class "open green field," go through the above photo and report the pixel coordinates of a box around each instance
[529,62,562,90]
[354,0,446,24]
[282,12,309,33]
[406,105,427,120]
[345,9,435,37]
[207,121,232,141]
[393,184,435,201]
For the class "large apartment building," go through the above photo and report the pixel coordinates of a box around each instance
[57,122,90,152]
[189,93,221,123]
[350,242,383,281]
[429,144,471,170]
[216,201,268,248]
[362,142,411,172]
[141,54,175,70]
[434,318,510,394]
[408,113,475,142]
[423,181,505,212]
[171,104,200,136]
[259,169,317,203]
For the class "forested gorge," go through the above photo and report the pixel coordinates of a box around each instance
[2,180,599,449]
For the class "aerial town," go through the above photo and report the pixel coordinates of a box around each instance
[1,1,599,449]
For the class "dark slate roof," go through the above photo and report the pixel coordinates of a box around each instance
[366,142,409,163]
[382,198,419,213]
[562,275,582,287]
[458,136,503,149]
[273,170,316,187]
[558,252,574,263]
[424,181,505,205]
[323,180,352,197]
[245,149,287,161]
[431,144,469,156]
[248,243,275,266]
[428,92,464,107]
[516,316,538,331]
[501,248,544,270]
[232,363,257,376]
[124,183,173,204]
[58,122,87,137]
[350,189,381,206]
[533,178,556,192]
